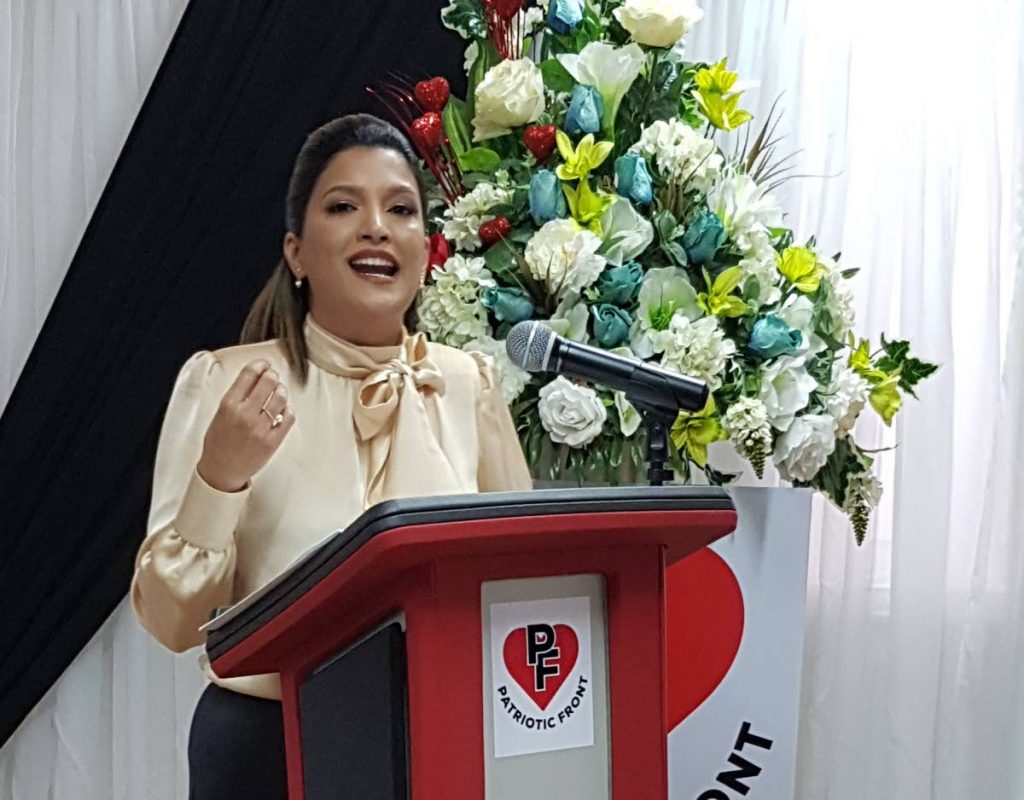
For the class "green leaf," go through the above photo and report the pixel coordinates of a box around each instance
[482,241,519,276]
[840,267,860,280]
[457,147,502,173]
[540,58,576,93]
[442,97,474,158]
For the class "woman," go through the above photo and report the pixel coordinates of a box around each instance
[131,114,532,799]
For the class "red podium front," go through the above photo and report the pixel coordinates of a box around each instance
[205,487,736,800]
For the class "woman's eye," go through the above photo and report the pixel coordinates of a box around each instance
[329,202,354,213]
[391,205,416,216]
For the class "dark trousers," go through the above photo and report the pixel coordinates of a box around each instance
[188,683,288,799]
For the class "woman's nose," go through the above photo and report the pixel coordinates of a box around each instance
[358,206,390,242]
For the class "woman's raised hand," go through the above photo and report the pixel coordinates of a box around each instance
[196,360,295,493]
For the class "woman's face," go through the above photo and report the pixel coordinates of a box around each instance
[284,145,428,346]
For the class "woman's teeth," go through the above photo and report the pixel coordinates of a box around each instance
[350,258,398,277]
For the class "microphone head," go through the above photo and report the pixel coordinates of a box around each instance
[506,321,555,372]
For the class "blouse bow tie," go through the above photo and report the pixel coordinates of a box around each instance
[353,352,446,443]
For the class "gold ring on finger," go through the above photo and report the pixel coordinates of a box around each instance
[261,407,285,428]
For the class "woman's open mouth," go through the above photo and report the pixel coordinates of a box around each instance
[349,254,399,281]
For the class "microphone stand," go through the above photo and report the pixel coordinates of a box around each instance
[632,400,678,487]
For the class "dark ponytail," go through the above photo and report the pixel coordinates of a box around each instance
[240,113,427,383]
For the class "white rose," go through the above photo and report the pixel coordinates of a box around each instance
[759,355,817,431]
[538,376,608,448]
[613,0,704,48]
[773,414,837,483]
[472,59,545,141]
[524,219,606,298]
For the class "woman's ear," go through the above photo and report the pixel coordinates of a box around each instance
[283,232,302,280]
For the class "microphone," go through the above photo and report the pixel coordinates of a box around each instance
[505,321,709,418]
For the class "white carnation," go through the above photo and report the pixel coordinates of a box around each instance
[613,0,704,48]
[524,219,606,298]
[441,182,512,252]
[773,413,837,483]
[656,315,736,389]
[820,362,869,436]
[630,118,722,194]
[538,376,607,448]
[759,355,817,431]
[466,336,531,403]
[416,255,494,347]
[707,172,781,253]
[472,58,545,141]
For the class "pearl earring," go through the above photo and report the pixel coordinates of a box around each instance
[294,276,303,289]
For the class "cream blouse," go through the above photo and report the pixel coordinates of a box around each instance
[131,316,532,699]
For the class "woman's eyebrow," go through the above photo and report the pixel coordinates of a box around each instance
[322,183,417,200]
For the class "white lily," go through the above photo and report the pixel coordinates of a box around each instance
[599,197,655,266]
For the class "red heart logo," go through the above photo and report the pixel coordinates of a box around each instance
[665,548,745,730]
[503,624,579,711]
[414,77,450,114]
[478,216,511,248]
[410,112,443,154]
[485,0,524,22]
[523,124,557,163]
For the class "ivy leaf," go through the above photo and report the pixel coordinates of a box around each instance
[875,336,939,398]
[440,0,488,39]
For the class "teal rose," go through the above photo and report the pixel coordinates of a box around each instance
[529,169,567,225]
[565,85,604,136]
[682,210,725,265]
[595,261,643,305]
[614,153,653,206]
[592,304,632,348]
[482,286,535,323]
[547,0,584,34]
[748,315,803,358]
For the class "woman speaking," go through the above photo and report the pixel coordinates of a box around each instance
[131,114,532,798]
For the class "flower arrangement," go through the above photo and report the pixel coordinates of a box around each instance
[376,0,936,543]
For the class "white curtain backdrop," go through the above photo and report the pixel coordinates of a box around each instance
[690,0,1024,797]
[0,2,195,799]
[1,0,1021,798]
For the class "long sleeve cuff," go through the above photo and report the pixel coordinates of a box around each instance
[175,468,250,551]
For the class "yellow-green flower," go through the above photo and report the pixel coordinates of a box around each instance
[777,246,823,294]
[671,396,726,467]
[696,266,748,318]
[555,131,613,182]
[562,178,613,235]
[695,59,741,95]
[869,374,902,425]
[693,59,753,132]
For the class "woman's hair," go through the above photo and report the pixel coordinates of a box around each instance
[240,113,427,383]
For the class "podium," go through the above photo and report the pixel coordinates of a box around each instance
[205,486,737,800]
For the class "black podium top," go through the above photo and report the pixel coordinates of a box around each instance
[205,486,733,662]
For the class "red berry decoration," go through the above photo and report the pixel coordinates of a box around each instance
[410,112,443,153]
[414,77,450,114]
[427,233,450,274]
[484,0,524,22]
[523,124,557,163]
[479,217,512,248]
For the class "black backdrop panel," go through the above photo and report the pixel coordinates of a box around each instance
[0,0,464,745]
